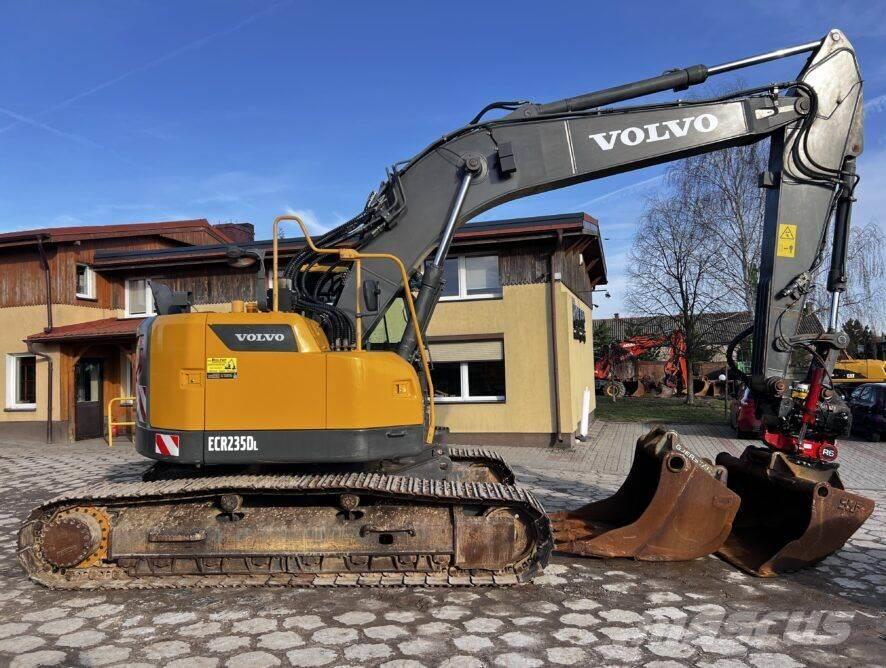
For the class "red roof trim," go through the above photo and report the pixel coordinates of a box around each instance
[26,317,144,343]
[0,219,231,247]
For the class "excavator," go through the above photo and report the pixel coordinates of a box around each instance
[595,331,687,398]
[19,29,875,588]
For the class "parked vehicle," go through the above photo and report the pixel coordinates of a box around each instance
[730,387,760,438]
[847,383,886,441]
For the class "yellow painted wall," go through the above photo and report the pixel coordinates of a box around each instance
[0,304,117,423]
[554,283,596,435]
[425,282,596,438]
[426,283,556,434]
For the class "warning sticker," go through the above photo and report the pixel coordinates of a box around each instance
[207,357,237,379]
[777,224,797,258]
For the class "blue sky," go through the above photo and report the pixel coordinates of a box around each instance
[1,1,884,317]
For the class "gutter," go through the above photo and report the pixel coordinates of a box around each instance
[36,235,52,332]
[33,234,54,442]
[549,230,565,448]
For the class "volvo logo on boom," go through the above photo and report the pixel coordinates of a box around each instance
[234,332,285,342]
[588,113,719,151]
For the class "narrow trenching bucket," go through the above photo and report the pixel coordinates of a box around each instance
[715,447,875,577]
[550,428,740,561]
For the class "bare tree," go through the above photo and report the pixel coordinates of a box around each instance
[626,172,731,404]
[682,143,768,311]
[795,215,885,333]
[836,219,885,331]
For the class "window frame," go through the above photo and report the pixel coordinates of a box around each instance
[120,352,134,406]
[438,254,502,302]
[75,263,96,300]
[6,353,37,411]
[124,278,155,318]
[432,343,506,405]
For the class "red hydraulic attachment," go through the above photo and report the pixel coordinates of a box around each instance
[760,368,838,463]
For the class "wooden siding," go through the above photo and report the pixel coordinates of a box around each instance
[0,237,189,309]
[558,242,596,308]
[498,240,553,286]
[1,233,600,310]
[147,267,255,305]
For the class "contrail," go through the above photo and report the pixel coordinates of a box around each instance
[0,106,100,147]
[575,173,664,209]
[864,94,886,115]
[0,0,291,136]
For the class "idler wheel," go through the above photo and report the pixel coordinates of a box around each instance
[41,513,102,568]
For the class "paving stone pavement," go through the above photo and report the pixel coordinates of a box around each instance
[0,422,883,667]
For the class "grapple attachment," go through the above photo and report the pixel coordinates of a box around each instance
[715,447,875,577]
[550,428,740,561]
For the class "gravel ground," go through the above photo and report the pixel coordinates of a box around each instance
[0,422,883,667]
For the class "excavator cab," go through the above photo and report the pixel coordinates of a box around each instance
[551,429,739,561]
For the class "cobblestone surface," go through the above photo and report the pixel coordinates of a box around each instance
[0,423,883,667]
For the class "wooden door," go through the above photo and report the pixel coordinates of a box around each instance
[75,358,104,439]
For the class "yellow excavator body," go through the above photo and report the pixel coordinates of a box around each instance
[149,311,423,434]
[832,359,886,387]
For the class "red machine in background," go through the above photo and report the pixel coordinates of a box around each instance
[595,331,687,398]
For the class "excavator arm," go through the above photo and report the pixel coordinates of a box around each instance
[288,29,862,461]
[281,29,873,576]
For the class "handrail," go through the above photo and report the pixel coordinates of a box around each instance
[271,214,436,444]
[107,396,135,448]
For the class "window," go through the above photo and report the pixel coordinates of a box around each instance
[125,279,155,317]
[76,264,96,299]
[430,339,505,402]
[6,354,36,410]
[367,298,408,349]
[572,299,587,343]
[437,255,501,301]
[120,353,134,405]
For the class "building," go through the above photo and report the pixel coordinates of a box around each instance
[1,213,606,447]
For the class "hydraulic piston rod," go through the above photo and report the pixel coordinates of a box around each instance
[532,37,823,115]
[398,169,474,359]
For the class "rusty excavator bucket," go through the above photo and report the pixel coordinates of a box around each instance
[550,428,740,561]
[715,448,875,576]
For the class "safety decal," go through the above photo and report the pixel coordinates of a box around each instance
[155,433,180,457]
[136,384,148,423]
[207,357,238,379]
[776,224,797,258]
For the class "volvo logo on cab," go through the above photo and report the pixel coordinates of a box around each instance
[234,333,285,342]
[589,113,719,151]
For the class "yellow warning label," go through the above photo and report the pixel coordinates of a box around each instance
[206,357,237,378]
[776,224,797,258]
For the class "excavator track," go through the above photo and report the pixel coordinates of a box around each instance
[18,472,551,590]
[446,447,516,484]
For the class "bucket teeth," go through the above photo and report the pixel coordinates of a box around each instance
[715,448,875,576]
[550,428,740,561]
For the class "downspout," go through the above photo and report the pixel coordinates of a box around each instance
[34,234,53,443]
[36,236,53,332]
[549,231,564,447]
[26,341,53,444]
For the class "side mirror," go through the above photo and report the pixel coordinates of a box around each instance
[363,279,381,313]
[149,281,192,315]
